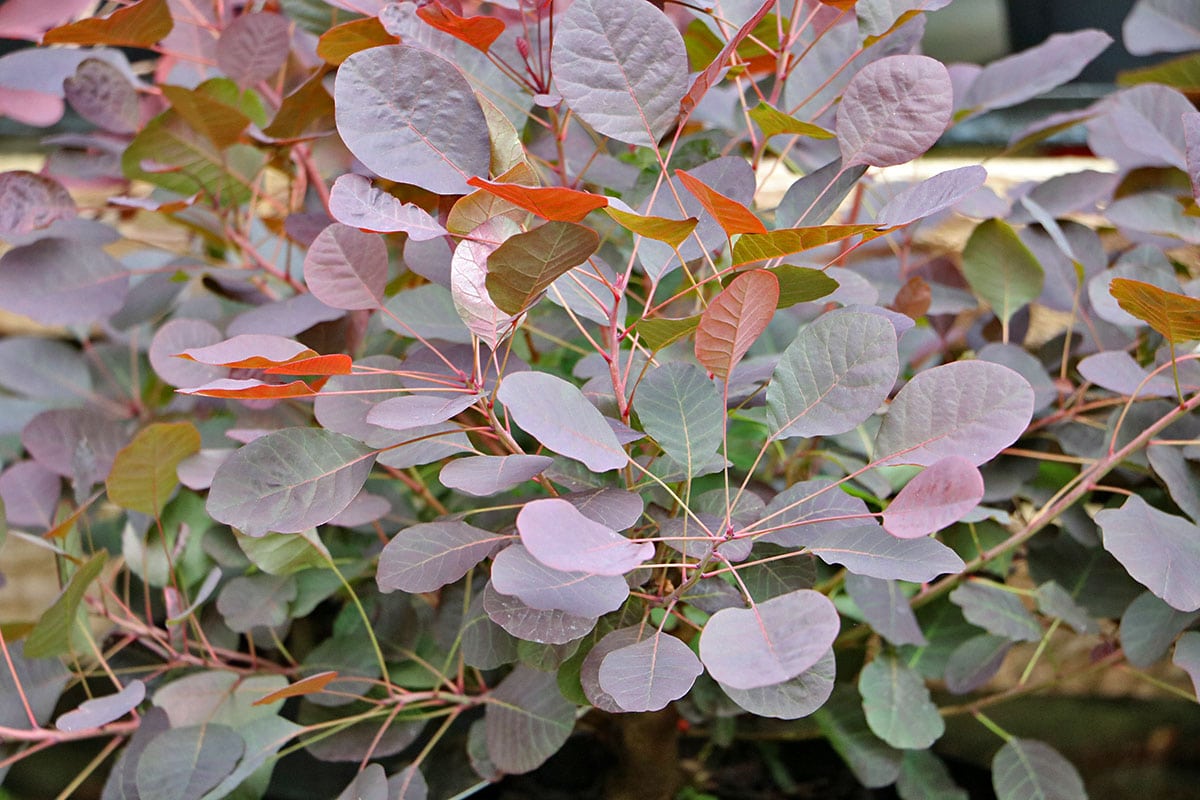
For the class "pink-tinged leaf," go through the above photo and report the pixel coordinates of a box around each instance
[694,269,778,380]
[518,498,653,576]
[837,55,952,168]
[439,455,553,497]
[1174,631,1200,698]
[482,583,597,645]
[387,765,427,800]
[0,460,60,529]
[328,174,447,239]
[944,634,1013,694]
[0,238,128,325]
[1077,351,1184,398]
[699,589,840,690]
[63,58,139,135]
[496,372,627,471]
[682,0,775,114]
[335,45,489,195]
[177,450,232,491]
[0,336,92,400]
[485,666,575,774]
[767,311,899,440]
[1185,112,1200,201]
[216,13,291,87]
[22,409,130,485]
[327,491,390,527]
[758,479,873,548]
[148,319,224,389]
[883,456,984,539]
[873,361,1034,467]
[796,523,965,583]
[263,354,353,377]
[875,166,987,227]
[366,393,480,432]
[466,177,609,223]
[720,648,836,720]
[177,334,315,369]
[304,222,389,311]
[0,0,91,40]
[43,0,172,47]
[207,428,376,537]
[179,378,321,400]
[451,217,522,349]
[376,520,505,593]
[580,627,646,711]
[598,633,703,712]
[564,489,646,531]
[226,292,344,339]
[962,30,1111,116]
[844,574,926,647]
[490,544,628,617]
[1097,495,1200,612]
[676,170,767,236]
[1087,85,1192,171]
[485,221,601,314]
[551,0,688,147]
[1124,0,1200,56]
[56,680,144,732]
[0,86,63,126]
[416,0,505,52]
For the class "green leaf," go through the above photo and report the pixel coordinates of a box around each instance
[235,529,330,576]
[160,78,267,149]
[279,0,362,36]
[769,264,839,308]
[25,551,108,658]
[634,315,700,351]
[732,224,880,265]
[814,686,903,788]
[633,362,724,475]
[858,653,945,749]
[992,738,1087,800]
[898,750,968,800]
[135,723,245,800]
[961,219,1043,336]
[107,422,201,515]
[485,221,600,314]
[1118,51,1200,93]
[749,101,834,140]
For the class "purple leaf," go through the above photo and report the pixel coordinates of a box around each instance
[328,174,447,240]
[23,408,130,487]
[207,428,376,537]
[0,237,128,325]
[949,582,1042,642]
[303,223,389,311]
[845,574,926,646]
[992,739,1086,800]
[1173,631,1200,698]
[496,372,627,472]
[883,457,984,539]
[856,0,954,36]
[56,680,144,732]
[518,498,653,576]
[598,632,704,712]
[315,355,407,443]
[1119,591,1197,667]
[366,393,480,432]
[859,653,944,749]
[482,583,597,645]
[383,284,472,344]
[698,589,840,690]
[439,455,553,497]
[0,337,92,400]
[962,30,1112,115]
[550,0,687,148]
[225,292,343,338]
[873,362,1034,467]
[837,55,952,168]
[387,765,428,800]
[767,310,899,440]
[876,166,987,227]
[0,0,92,40]
[134,724,245,800]
[799,524,965,583]
[1096,495,1200,612]
[461,589,520,669]
[977,343,1058,413]
[1186,112,1200,201]
[375,422,475,469]
[719,648,836,720]
[1124,0,1200,55]
[564,488,646,531]
[335,45,489,194]
[0,460,60,529]
[63,58,138,134]
[327,492,391,528]
[451,217,522,348]
[178,334,310,368]
[377,520,505,594]
[1086,85,1192,171]
[0,171,76,238]
[758,479,872,548]
[1148,444,1200,524]
[943,634,1012,695]
[1077,351,1185,398]
[490,544,628,617]
[148,319,225,389]
[216,12,291,87]
[1007,170,1119,225]
[485,665,575,774]
[581,627,645,712]
[334,764,387,800]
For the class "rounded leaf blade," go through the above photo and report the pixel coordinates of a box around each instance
[837,55,953,168]
[695,269,779,381]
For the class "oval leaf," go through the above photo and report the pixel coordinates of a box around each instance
[1110,278,1200,343]
[490,544,628,617]
[1096,494,1200,612]
[134,723,244,800]
[837,55,952,168]
[695,269,778,380]
[366,393,480,432]
[63,58,139,134]
[719,648,836,720]
[632,362,724,473]
[949,582,1043,642]
[551,0,688,147]
[329,174,447,240]
[376,520,505,593]
[496,372,627,471]
[518,498,653,576]
[57,679,145,732]
[485,666,575,774]
[0,171,76,237]
[438,454,554,497]
[962,219,1044,333]
[676,170,767,237]
[304,222,389,311]
[207,428,376,537]
[466,177,608,223]
[0,237,128,325]
[485,221,600,315]
[799,524,965,583]
[216,12,290,87]
[859,653,944,749]
[106,422,201,515]
[44,0,171,47]
[883,457,984,539]
[992,738,1087,800]
[598,633,704,712]
[876,165,987,227]
[699,589,840,690]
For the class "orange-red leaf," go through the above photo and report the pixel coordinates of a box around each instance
[604,207,698,249]
[43,0,171,46]
[416,1,505,53]
[1110,278,1200,343]
[695,270,779,380]
[181,379,319,399]
[263,354,353,376]
[252,671,340,706]
[466,177,608,223]
[732,224,882,265]
[316,17,398,65]
[676,169,766,236]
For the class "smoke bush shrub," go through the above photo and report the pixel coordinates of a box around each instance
[0,0,1198,797]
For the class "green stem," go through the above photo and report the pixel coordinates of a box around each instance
[972,710,1013,742]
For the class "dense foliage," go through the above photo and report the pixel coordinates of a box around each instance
[0,0,1199,798]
